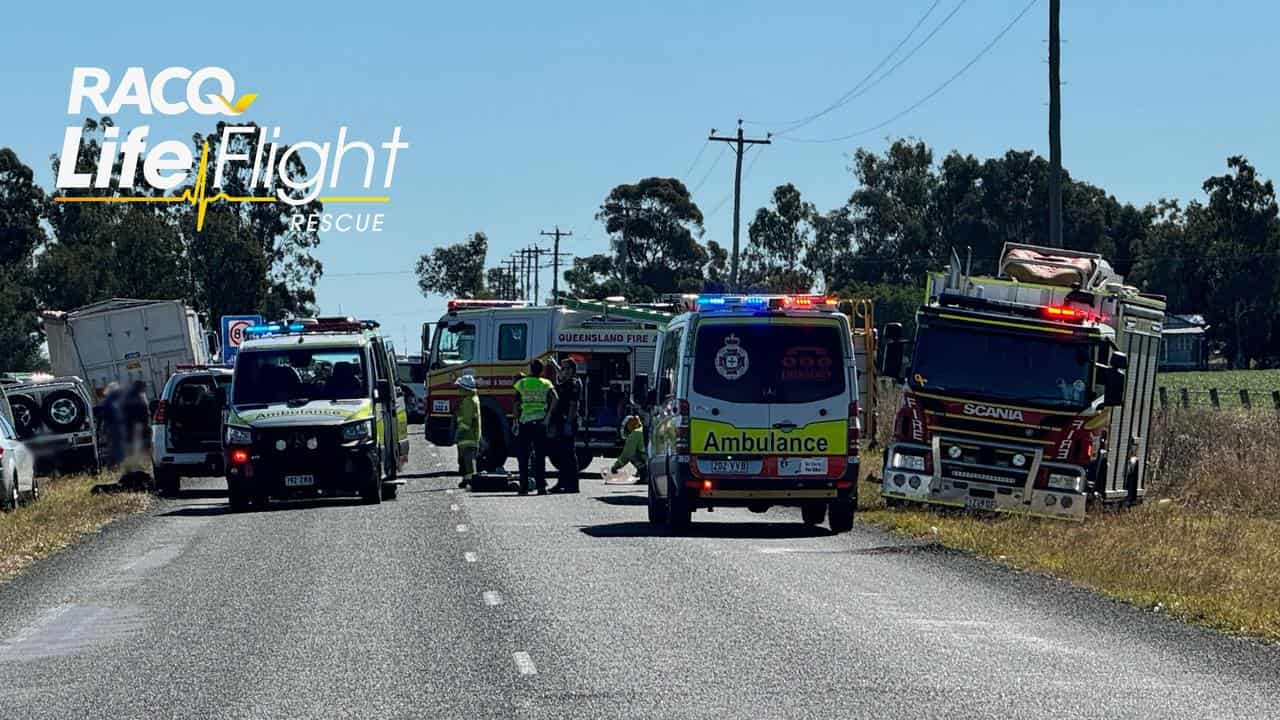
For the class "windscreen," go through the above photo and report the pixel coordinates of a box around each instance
[692,322,845,404]
[396,361,425,384]
[233,348,368,405]
[910,324,1094,409]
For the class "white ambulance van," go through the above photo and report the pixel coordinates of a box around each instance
[638,294,861,533]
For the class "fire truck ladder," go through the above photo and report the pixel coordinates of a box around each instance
[845,298,878,448]
[557,297,674,324]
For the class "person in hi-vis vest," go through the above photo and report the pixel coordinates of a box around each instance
[512,359,557,495]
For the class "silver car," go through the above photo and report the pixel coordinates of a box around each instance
[0,413,37,511]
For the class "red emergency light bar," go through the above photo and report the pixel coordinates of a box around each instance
[783,295,839,308]
[1042,305,1098,323]
[447,299,529,312]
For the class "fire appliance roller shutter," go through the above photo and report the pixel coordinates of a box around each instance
[634,347,656,378]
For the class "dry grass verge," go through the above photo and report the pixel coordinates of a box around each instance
[0,470,153,583]
[858,385,1280,642]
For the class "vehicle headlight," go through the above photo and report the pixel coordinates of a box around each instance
[947,445,963,460]
[1011,453,1027,468]
[1046,473,1082,493]
[891,452,925,472]
[342,419,373,441]
[226,425,252,445]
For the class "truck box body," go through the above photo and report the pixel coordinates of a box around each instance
[43,299,210,399]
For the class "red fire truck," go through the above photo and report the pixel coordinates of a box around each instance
[421,298,668,472]
[877,243,1165,520]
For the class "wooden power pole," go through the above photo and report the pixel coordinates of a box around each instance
[709,120,771,290]
[540,226,573,302]
[1048,0,1063,248]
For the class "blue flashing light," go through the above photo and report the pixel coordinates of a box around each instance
[741,296,768,307]
[697,296,726,306]
[288,323,306,331]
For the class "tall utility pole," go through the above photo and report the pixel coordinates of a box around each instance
[1047,0,1063,248]
[503,257,519,300]
[709,120,771,290]
[540,226,573,301]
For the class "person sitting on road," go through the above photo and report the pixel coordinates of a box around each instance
[454,374,481,489]
[609,415,646,484]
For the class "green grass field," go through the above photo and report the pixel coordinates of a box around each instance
[1157,369,1280,408]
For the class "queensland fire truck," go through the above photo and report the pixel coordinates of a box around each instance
[877,243,1165,520]
[422,298,669,472]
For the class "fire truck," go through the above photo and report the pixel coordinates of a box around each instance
[877,243,1165,520]
[421,298,669,471]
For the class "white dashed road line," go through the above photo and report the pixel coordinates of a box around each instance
[464,552,478,563]
[513,651,537,675]
[482,591,503,606]
[456,524,468,533]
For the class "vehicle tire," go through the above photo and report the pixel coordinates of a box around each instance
[665,476,691,532]
[647,473,665,526]
[478,411,507,472]
[362,462,383,505]
[41,390,88,433]
[2,474,18,512]
[801,502,827,526]
[9,395,39,439]
[381,482,399,501]
[154,467,180,497]
[228,484,251,512]
[828,497,855,534]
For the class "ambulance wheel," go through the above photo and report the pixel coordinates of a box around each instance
[647,475,665,525]
[228,483,251,512]
[828,497,855,534]
[478,413,507,472]
[801,503,826,526]
[361,462,383,505]
[154,467,180,498]
[665,477,691,532]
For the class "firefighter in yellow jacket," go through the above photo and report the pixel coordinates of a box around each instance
[454,374,481,489]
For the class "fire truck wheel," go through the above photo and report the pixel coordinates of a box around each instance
[478,412,507,472]
[828,498,855,533]
[9,395,39,439]
[801,502,826,526]
[41,390,88,433]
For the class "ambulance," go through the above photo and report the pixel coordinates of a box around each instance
[422,298,668,471]
[637,294,862,533]
[222,317,409,510]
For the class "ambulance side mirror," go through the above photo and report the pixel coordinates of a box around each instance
[632,374,649,405]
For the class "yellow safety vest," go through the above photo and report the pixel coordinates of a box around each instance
[515,376,554,423]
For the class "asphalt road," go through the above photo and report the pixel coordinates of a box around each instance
[1,432,1277,719]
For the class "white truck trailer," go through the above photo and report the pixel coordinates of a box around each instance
[43,298,215,399]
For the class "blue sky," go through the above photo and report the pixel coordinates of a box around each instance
[3,1,1277,353]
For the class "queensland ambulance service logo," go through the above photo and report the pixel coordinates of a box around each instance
[53,67,407,233]
[715,334,750,381]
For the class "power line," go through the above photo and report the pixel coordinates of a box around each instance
[682,139,711,181]
[749,0,949,135]
[690,144,730,194]
[784,0,1040,144]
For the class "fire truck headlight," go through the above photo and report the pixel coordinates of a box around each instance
[947,445,962,460]
[891,452,925,471]
[1047,473,1082,493]
[1011,453,1027,468]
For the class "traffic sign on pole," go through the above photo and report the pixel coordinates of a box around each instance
[221,315,262,364]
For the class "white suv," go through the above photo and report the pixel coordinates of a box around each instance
[151,367,232,496]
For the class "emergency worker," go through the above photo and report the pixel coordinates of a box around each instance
[454,375,481,489]
[548,358,582,493]
[512,359,557,495]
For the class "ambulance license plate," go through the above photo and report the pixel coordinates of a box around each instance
[779,457,828,475]
[705,460,749,475]
[965,496,996,511]
[284,474,315,487]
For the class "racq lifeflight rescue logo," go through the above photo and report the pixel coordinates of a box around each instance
[53,67,407,232]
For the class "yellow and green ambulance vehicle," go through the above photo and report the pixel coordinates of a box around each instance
[639,294,861,533]
[222,317,409,510]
